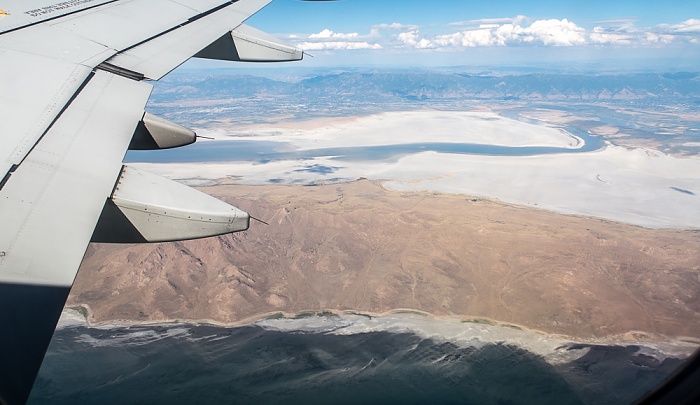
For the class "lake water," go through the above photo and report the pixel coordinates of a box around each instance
[29,320,682,405]
[125,127,603,164]
[94,121,683,405]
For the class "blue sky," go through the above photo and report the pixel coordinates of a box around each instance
[193,0,700,71]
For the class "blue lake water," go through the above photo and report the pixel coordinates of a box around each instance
[125,127,602,164]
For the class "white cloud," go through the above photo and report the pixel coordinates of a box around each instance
[590,27,633,45]
[636,19,700,45]
[433,17,700,49]
[397,30,435,49]
[309,29,359,40]
[298,41,382,51]
[434,18,586,47]
[397,31,419,45]
[449,16,528,27]
[370,23,420,40]
[591,18,639,33]
[289,17,699,54]
[527,18,586,45]
[435,29,498,47]
[667,19,700,33]
[373,22,420,31]
[297,28,381,51]
[416,39,434,49]
[643,32,676,45]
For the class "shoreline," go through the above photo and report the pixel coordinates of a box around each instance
[217,110,587,150]
[128,107,700,229]
[69,179,700,344]
[132,145,700,230]
[206,175,699,231]
[60,305,700,354]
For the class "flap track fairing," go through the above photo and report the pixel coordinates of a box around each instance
[128,112,196,150]
[92,166,249,243]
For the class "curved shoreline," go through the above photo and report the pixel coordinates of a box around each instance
[126,110,599,165]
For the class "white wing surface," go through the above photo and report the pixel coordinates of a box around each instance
[0,1,307,403]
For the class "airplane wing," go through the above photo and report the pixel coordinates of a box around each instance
[0,1,309,403]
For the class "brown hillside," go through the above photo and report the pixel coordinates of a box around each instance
[69,180,700,339]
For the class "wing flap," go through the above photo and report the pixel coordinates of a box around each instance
[0,70,151,287]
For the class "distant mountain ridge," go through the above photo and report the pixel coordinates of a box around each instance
[151,70,700,104]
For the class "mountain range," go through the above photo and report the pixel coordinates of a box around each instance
[151,69,700,105]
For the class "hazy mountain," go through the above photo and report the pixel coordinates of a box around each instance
[150,70,700,104]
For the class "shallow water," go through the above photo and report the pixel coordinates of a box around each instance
[124,126,602,164]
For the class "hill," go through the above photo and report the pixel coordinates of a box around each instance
[69,181,700,340]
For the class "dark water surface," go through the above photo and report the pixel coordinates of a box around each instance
[29,323,682,405]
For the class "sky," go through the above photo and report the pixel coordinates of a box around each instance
[189,0,700,71]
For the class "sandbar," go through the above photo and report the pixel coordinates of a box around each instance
[218,110,583,149]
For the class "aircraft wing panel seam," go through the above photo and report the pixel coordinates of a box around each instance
[0,1,268,176]
[0,63,95,187]
[113,0,238,57]
[106,1,274,80]
[2,71,96,189]
[0,0,310,403]
[0,70,152,287]
[0,0,119,35]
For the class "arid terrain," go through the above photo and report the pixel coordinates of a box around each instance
[69,180,700,340]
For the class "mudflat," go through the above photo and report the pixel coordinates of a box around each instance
[131,110,700,229]
[69,180,700,340]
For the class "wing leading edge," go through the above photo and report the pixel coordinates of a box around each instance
[0,1,307,403]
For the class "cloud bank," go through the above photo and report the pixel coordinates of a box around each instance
[292,17,700,52]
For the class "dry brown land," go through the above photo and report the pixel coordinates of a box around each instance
[69,180,700,339]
